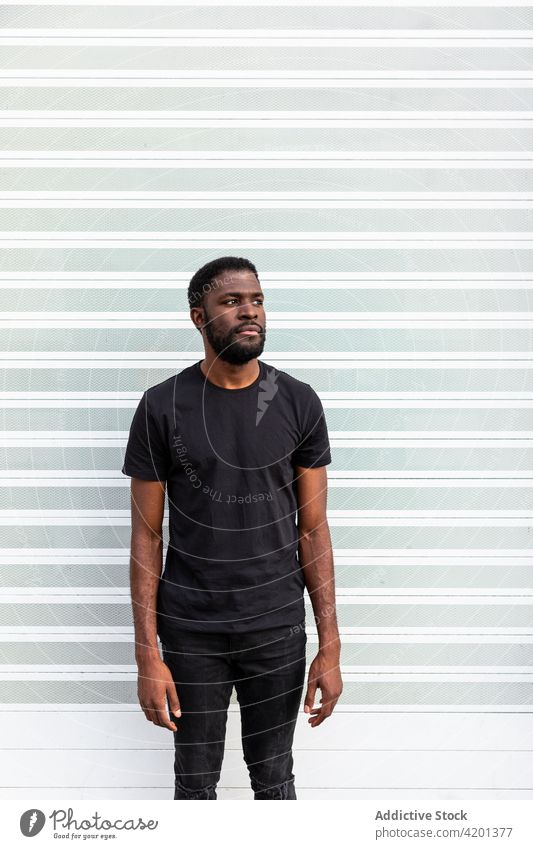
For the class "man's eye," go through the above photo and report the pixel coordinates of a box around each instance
[224,298,264,305]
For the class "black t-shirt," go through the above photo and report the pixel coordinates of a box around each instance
[121,358,332,636]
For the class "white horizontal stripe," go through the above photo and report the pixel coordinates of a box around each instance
[335,550,533,558]
[1,118,532,128]
[2,35,533,46]
[330,431,533,437]
[2,508,533,519]
[3,229,524,239]
[5,310,533,321]
[0,510,531,528]
[2,626,531,637]
[3,469,533,479]
[2,664,532,675]
[329,516,533,525]
[4,428,532,438]
[0,504,533,516]
[2,477,532,490]
[338,588,533,597]
[3,395,533,406]
[4,77,533,89]
[328,481,533,488]
[322,399,533,407]
[0,671,530,682]
[2,437,531,449]
[0,706,529,721]
[5,70,533,80]
[4,319,533,330]
[2,632,532,645]
[0,150,533,161]
[6,29,533,39]
[0,704,530,716]
[0,236,530,251]
[3,364,532,377]
[4,70,533,80]
[2,198,533,210]
[4,588,533,600]
[1,513,531,527]
[0,0,528,6]
[4,153,533,166]
[3,351,532,360]
[330,469,533,476]
[1,548,528,559]
[0,196,531,207]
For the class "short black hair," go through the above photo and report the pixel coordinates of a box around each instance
[187,256,259,310]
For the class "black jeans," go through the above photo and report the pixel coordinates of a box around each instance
[161,620,307,800]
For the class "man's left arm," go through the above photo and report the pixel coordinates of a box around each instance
[295,464,343,727]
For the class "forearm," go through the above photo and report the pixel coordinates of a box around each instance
[130,529,163,665]
[298,523,340,655]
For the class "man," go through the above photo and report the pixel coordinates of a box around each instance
[122,256,343,799]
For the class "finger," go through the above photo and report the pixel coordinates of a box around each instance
[147,705,164,727]
[143,707,158,725]
[153,702,174,729]
[304,679,317,714]
[308,696,338,726]
[308,707,327,726]
[157,705,177,732]
[307,696,328,724]
[157,699,178,731]
[146,702,168,728]
[167,685,182,720]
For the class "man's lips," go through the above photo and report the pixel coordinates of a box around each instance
[235,326,261,336]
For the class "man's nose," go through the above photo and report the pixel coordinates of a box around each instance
[238,307,259,319]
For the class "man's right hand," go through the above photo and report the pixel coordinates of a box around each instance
[137,657,182,731]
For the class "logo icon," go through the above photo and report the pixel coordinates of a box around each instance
[256,366,279,425]
[20,809,46,837]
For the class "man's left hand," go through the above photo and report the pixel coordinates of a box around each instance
[303,649,343,727]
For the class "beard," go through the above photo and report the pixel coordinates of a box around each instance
[203,309,266,365]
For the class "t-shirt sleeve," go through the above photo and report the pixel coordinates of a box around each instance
[292,386,332,468]
[121,390,170,481]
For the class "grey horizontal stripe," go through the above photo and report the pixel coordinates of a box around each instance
[3,35,533,43]
[0,8,530,29]
[1,369,532,394]
[3,407,533,431]
[0,208,531,231]
[4,330,533,356]
[1,603,533,628]
[0,526,528,549]
[1,46,532,71]
[1,88,532,111]
[0,680,530,705]
[2,563,532,590]
[0,127,530,150]
[2,489,532,511]
[1,170,532,193]
[0,641,531,667]
[3,448,532,478]
[1,286,531,312]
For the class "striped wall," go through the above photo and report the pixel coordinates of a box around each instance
[1,1,533,799]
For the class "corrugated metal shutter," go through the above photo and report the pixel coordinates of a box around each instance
[0,1,532,799]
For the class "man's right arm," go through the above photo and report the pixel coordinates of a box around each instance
[130,477,181,731]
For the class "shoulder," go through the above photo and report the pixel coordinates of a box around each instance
[143,363,197,409]
[260,359,317,404]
